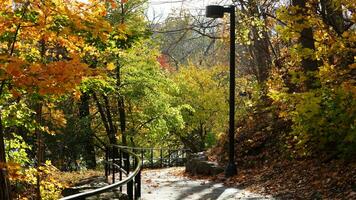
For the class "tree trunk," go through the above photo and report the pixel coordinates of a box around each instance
[179,134,199,153]
[292,0,318,89]
[118,98,127,145]
[249,0,272,85]
[79,92,96,169]
[0,109,11,200]
[93,93,118,146]
[251,29,271,84]
[320,0,345,35]
[116,63,127,146]
[199,124,205,151]
[102,95,117,145]
[34,102,43,200]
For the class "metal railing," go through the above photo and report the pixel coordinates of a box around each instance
[60,145,142,200]
[60,145,189,200]
[113,145,190,168]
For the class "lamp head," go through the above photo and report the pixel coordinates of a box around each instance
[206,5,225,18]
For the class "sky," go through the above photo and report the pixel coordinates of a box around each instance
[147,0,229,21]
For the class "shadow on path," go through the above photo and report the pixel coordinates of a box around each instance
[142,167,274,200]
[175,184,225,200]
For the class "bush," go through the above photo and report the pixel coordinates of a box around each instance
[270,86,356,158]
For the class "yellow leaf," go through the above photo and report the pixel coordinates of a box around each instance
[73,90,81,100]
[107,62,116,70]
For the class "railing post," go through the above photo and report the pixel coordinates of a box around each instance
[105,147,109,179]
[127,178,134,199]
[175,150,178,166]
[150,148,153,168]
[177,149,182,166]
[134,169,141,200]
[168,149,171,167]
[184,149,190,165]
[119,148,122,192]
[141,149,144,167]
[160,149,163,168]
[112,146,115,184]
[108,147,112,178]
[173,150,175,166]
[127,150,133,200]
[132,148,136,170]
[125,150,130,173]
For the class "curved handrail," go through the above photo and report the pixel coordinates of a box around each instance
[60,146,141,200]
[112,144,190,151]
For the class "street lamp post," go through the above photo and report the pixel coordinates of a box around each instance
[206,5,237,177]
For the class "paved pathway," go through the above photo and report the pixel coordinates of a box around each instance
[141,167,274,200]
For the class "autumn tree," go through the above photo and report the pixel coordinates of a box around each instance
[0,0,115,198]
[171,65,228,151]
[269,0,355,157]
